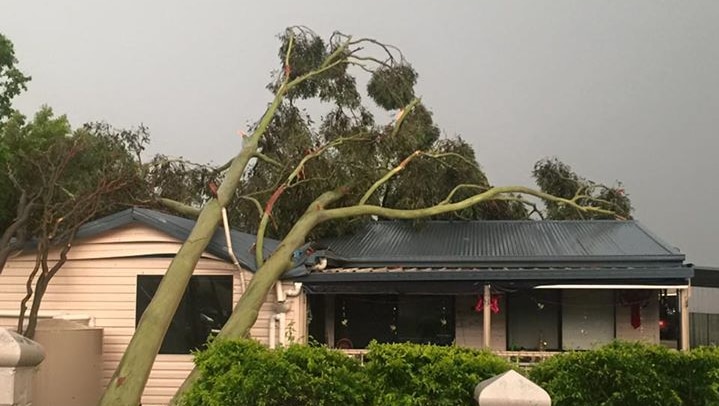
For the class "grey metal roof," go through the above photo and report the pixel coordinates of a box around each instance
[75,207,278,271]
[319,220,685,268]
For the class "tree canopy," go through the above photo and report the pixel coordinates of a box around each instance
[0,29,634,406]
[533,157,632,220]
[0,33,30,123]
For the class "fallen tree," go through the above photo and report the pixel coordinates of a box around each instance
[98,27,625,406]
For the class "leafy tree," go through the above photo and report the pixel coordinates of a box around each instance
[0,108,148,337]
[0,33,30,123]
[533,157,632,220]
[98,27,626,406]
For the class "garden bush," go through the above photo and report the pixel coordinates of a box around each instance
[181,339,719,406]
[180,340,513,406]
[364,342,512,406]
[179,339,372,406]
[529,341,719,406]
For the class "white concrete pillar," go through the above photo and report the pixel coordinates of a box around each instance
[475,370,551,406]
[0,329,45,406]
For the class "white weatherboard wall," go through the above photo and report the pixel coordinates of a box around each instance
[0,223,306,406]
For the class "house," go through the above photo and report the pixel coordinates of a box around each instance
[0,208,695,405]
[0,208,307,406]
[299,220,693,352]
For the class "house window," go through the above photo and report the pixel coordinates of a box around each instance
[561,290,615,350]
[507,290,561,350]
[332,295,454,349]
[136,275,233,354]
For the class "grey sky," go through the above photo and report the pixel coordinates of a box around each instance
[2,1,717,265]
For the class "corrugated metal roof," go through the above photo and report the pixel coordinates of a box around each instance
[75,207,277,271]
[320,220,684,268]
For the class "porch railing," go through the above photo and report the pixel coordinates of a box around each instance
[340,349,559,368]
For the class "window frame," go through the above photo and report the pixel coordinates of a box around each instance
[135,274,233,355]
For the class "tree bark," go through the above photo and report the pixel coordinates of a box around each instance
[170,190,343,404]
[98,97,282,406]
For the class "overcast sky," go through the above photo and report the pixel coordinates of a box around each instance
[2,1,717,265]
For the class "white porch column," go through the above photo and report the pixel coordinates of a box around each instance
[483,284,491,349]
[679,287,691,351]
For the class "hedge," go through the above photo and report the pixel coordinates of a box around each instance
[179,340,512,406]
[180,339,372,406]
[365,342,512,406]
[529,341,719,406]
[181,340,719,406]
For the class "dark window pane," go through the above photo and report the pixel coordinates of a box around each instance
[136,275,233,354]
[335,295,396,349]
[397,296,454,345]
[507,290,560,350]
[333,294,455,349]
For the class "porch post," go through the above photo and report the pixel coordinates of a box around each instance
[679,287,690,351]
[325,295,335,348]
[483,284,491,349]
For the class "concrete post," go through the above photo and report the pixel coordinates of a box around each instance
[0,329,45,406]
[475,370,551,406]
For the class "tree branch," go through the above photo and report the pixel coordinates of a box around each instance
[254,135,368,267]
[252,151,283,168]
[359,150,421,205]
[320,185,618,222]
[389,98,421,138]
[158,197,201,218]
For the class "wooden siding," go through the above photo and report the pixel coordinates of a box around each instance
[0,223,305,406]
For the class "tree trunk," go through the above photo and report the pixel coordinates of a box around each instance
[99,98,279,406]
[170,190,340,404]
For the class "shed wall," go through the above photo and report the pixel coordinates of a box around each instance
[0,223,305,406]
[690,287,719,314]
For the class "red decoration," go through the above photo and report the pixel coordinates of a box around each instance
[619,290,652,329]
[630,304,642,329]
[474,295,501,314]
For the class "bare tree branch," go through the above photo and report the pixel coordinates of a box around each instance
[158,197,201,218]
[252,151,283,168]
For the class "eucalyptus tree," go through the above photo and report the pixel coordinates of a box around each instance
[533,157,632,220]
[98,27,626,405]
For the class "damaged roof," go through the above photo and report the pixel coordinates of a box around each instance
[318,220,685,268]
[296,220,692,292]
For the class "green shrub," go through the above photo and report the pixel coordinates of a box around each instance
[365,342,513,406]
[530,341,719,406]
[179,339,372,406]
[180,340,513,406]
[680,346,719,405]
[182,339,719,406]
